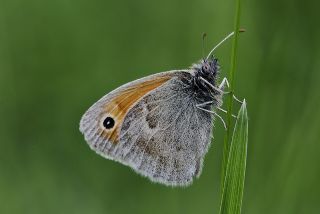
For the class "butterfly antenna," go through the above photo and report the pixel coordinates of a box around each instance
[206,29,245,60]
[202,32,207,60]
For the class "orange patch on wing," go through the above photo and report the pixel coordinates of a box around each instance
[101,75,172,144]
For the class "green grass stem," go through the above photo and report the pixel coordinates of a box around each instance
[221,0,243,194]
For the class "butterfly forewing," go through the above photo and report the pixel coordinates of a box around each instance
[80,72,174,147]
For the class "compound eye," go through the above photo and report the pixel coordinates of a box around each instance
[202,65,209,71]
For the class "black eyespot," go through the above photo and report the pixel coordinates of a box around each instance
[103,117,115,129]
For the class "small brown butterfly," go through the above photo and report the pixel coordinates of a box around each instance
[80,32,239,186]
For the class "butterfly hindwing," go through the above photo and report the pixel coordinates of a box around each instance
[118,74,214,186]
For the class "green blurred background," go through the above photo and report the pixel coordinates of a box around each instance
[1,0,319,213]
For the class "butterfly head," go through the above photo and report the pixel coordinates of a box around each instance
[201,57,219,75]
[191,56,220,98]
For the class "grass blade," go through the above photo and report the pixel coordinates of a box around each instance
[219,100,248,214]
[221,0,243,188]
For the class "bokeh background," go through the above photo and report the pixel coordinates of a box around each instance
[1,0,319,213]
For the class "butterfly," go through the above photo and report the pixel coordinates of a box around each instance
[79,32,239,186]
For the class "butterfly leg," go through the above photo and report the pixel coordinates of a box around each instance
[216,107,237,118]
[196,101,214,107]
[199,77,224,94]
[218,77,243,104]
[218,77,230,89]
[196,105,227,130]
[199,77,242,104]
[196,102,237,119]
